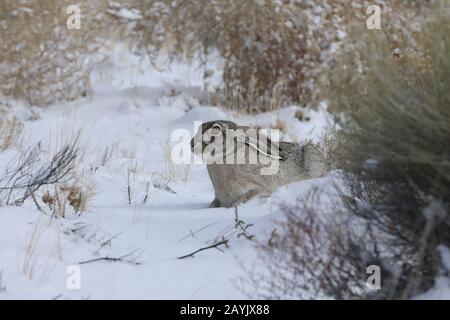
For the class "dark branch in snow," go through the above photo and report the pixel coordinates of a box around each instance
[0,139,79,206]
[78,248,143,265]
[177,238,229,260]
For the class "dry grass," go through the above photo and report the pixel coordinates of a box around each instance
[161,136,191,185]
[329,4,450,199]
[0,0,430,112]
[324,1,442,113]
[129,0,309,112]
[0,0,113,106]
[0,103,23,151]
[124,0,429,113]
[22,216,61,280]
[22,217,47,279]
[22,216,65,280]
[41,175,96,217]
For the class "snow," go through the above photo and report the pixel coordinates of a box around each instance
[420,246,450,299]
[0,43,332,299]
[107,3,142,21]
[1,42,448,300]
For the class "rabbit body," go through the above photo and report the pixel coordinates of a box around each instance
[191,120,327,208]
[206,141,326,207]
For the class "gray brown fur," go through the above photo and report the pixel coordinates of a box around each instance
[191,120,327,208]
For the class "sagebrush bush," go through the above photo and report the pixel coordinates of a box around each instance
[330,5,450,200]
[243,3,450,300]
[0,0,112,107]
[329,5,450,298]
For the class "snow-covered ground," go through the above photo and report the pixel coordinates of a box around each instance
[0,45,333,299]
[1,43,448,300]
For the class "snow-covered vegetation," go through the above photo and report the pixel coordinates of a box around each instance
[0,0,449,300]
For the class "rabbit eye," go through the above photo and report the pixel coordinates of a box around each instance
[210,124,222,136]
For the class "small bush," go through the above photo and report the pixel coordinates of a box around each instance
[41,174,96,217]
[0,139,80,206]
[246,189,412,299]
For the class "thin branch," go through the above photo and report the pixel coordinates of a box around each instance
[94,231,124,254]
[78,248,142,265]
[0,139,79,205]
[176,222,219,243]
[177,239,229,260]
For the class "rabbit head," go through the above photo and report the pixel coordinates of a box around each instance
[191,120,285,164]
[191,120,236,163]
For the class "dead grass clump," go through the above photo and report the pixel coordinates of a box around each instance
[123,0,429,113]
[127,0,309,112]
[324,1,443,113]
[41,176,96,217]
[0,0,112,106]
[0,103,23,151]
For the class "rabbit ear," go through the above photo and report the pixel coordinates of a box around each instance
[243,132,286,161]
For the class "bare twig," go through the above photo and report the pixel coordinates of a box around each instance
[176,222,219,243]
[177,239,229,260]
[78,248,142,265]
[94,231,124,255]
[0,139,79,205]
[400,210,437,299]
[52,293,63,300]
[234,206,254,241]
[142,181,150,204]
[0,270,6,292]
[126,169,133,205]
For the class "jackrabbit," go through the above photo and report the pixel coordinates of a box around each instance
[191,120,327,208]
